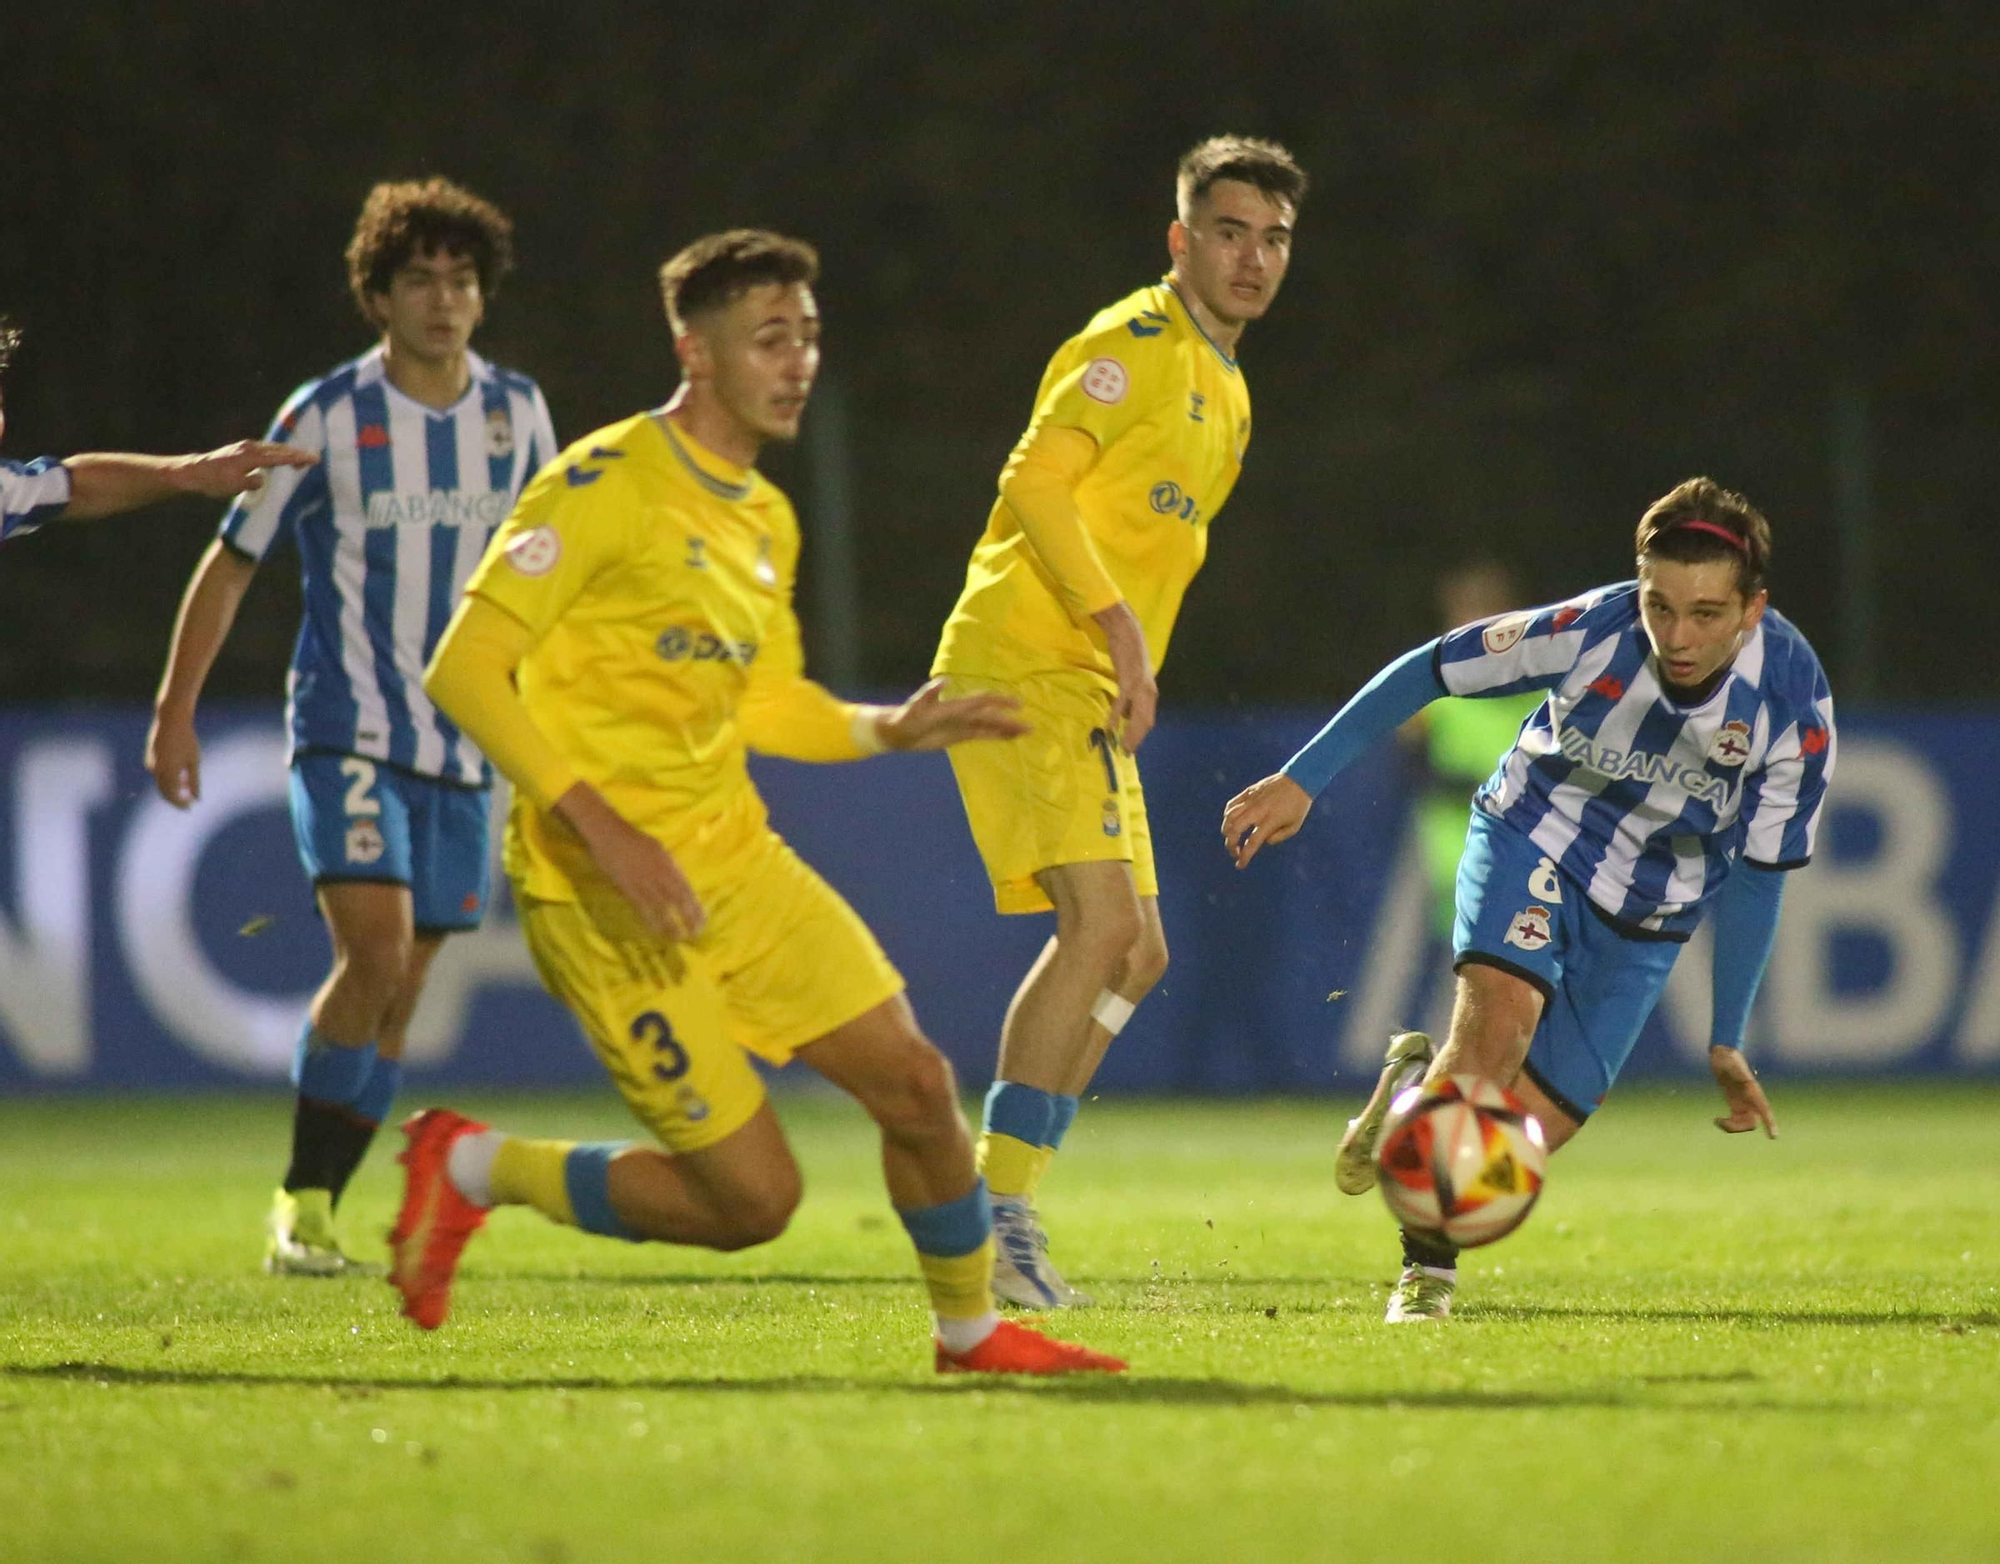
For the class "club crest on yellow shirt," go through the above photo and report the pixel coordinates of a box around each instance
[754,536,777,588]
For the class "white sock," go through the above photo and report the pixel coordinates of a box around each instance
[935,1312,1000,1355]
[445,1128,505,1208]
[1420,1264,1457,1281]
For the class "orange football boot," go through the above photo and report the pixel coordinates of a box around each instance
[387,1108,490,1330]
[935,1318,1127,1375]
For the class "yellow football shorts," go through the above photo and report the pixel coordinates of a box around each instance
[518,824,903,1153]
[939,669,1156,915]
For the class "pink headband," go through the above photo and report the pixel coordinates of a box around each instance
[1672,518,1748,553]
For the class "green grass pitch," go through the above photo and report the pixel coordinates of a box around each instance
[3,1084,1995,1563]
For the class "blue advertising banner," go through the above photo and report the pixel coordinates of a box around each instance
[2,704,1996,1092]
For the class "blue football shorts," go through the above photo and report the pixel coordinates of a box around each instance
[1451,809,1683,1123]
[289,752,491,933]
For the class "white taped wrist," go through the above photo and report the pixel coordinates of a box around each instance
[1090,990,1136,1035]
[850,705,891,755]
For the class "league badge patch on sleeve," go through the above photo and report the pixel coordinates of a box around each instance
[1081,357,1130,405]
[1481,612,1533,655]
[505,525,561,577]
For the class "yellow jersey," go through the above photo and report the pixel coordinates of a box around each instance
[464,410,861,901]
[932,277,1251,687]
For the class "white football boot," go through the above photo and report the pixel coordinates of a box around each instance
[991,1198,1095,1309]
[1334,1030,1436,1195]
[1385,1264,1456,1322]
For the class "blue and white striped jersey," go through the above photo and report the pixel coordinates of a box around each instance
[1,456,72,544]
[221,346,556,786]
[1438,582,1835,939]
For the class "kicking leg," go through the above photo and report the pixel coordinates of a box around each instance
[387,1100,805,1330]
[1384,963,1569,1321]
[801,995,1123,1375]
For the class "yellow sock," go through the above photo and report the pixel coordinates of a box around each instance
[919,1237,997,1320]
[490,1137,579,1226]
[978,1131,1040,1199]
[1021,1143,1057,1202]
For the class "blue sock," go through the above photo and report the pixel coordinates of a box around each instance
[982,1081,1057,1147]
[353,1056,403,1127]
[289,1022,375,1108]
[564,1142,640,1241]
[897,1178,994,1257]
[900,1180,996,1326]
[285,1023,376,1198]
[1045,1092,1081,1150]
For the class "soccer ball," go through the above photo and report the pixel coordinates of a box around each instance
[1376,1075,1547,1248]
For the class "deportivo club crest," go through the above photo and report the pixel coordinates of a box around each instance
[345,819,385,867]
[1708,719,1753,767]
[486,407,515,459]
[1504,905,1553,952]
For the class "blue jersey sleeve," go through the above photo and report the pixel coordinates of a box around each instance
[1,455,73,542]
[1738,658,1835,871]
[220,381,326,561]
[1708,860,1786,1048]
[525,381,557,478]
[1435,586,1622,699]
[1280,641,1446,798]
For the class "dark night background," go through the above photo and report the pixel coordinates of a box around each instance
[4,2,1997,709]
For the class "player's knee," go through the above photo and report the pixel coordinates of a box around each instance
[1059,901,1144,976]
[342,920,414,978]
[1123,925,1169,996]
[332,931,412,1013]
[714,1169,803,1250]
[859,1038,962,1143]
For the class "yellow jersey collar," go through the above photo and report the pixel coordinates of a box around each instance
[653,412,756,503]
[1163,278,1239,374]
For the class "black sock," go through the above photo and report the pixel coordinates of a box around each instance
[325,1114,383,1210]
[1402,1228,1460,1271]
[283,1095,371,1197]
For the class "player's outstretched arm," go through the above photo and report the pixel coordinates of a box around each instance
[1221,773,1312,868]
[1280,642,1447,798]
[873,676,1029,752]
[64,441,316,520]
[147,540,260,808]
[1221,641,1447,869]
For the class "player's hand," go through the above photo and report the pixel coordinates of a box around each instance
[877,677,1030,751]
[1091,600,1157,752]
[1709,1045,1777,1138]
[1220,773,1313,868]
[171,440,318,500]
[146,707,202,808]
[556,783,705,941]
